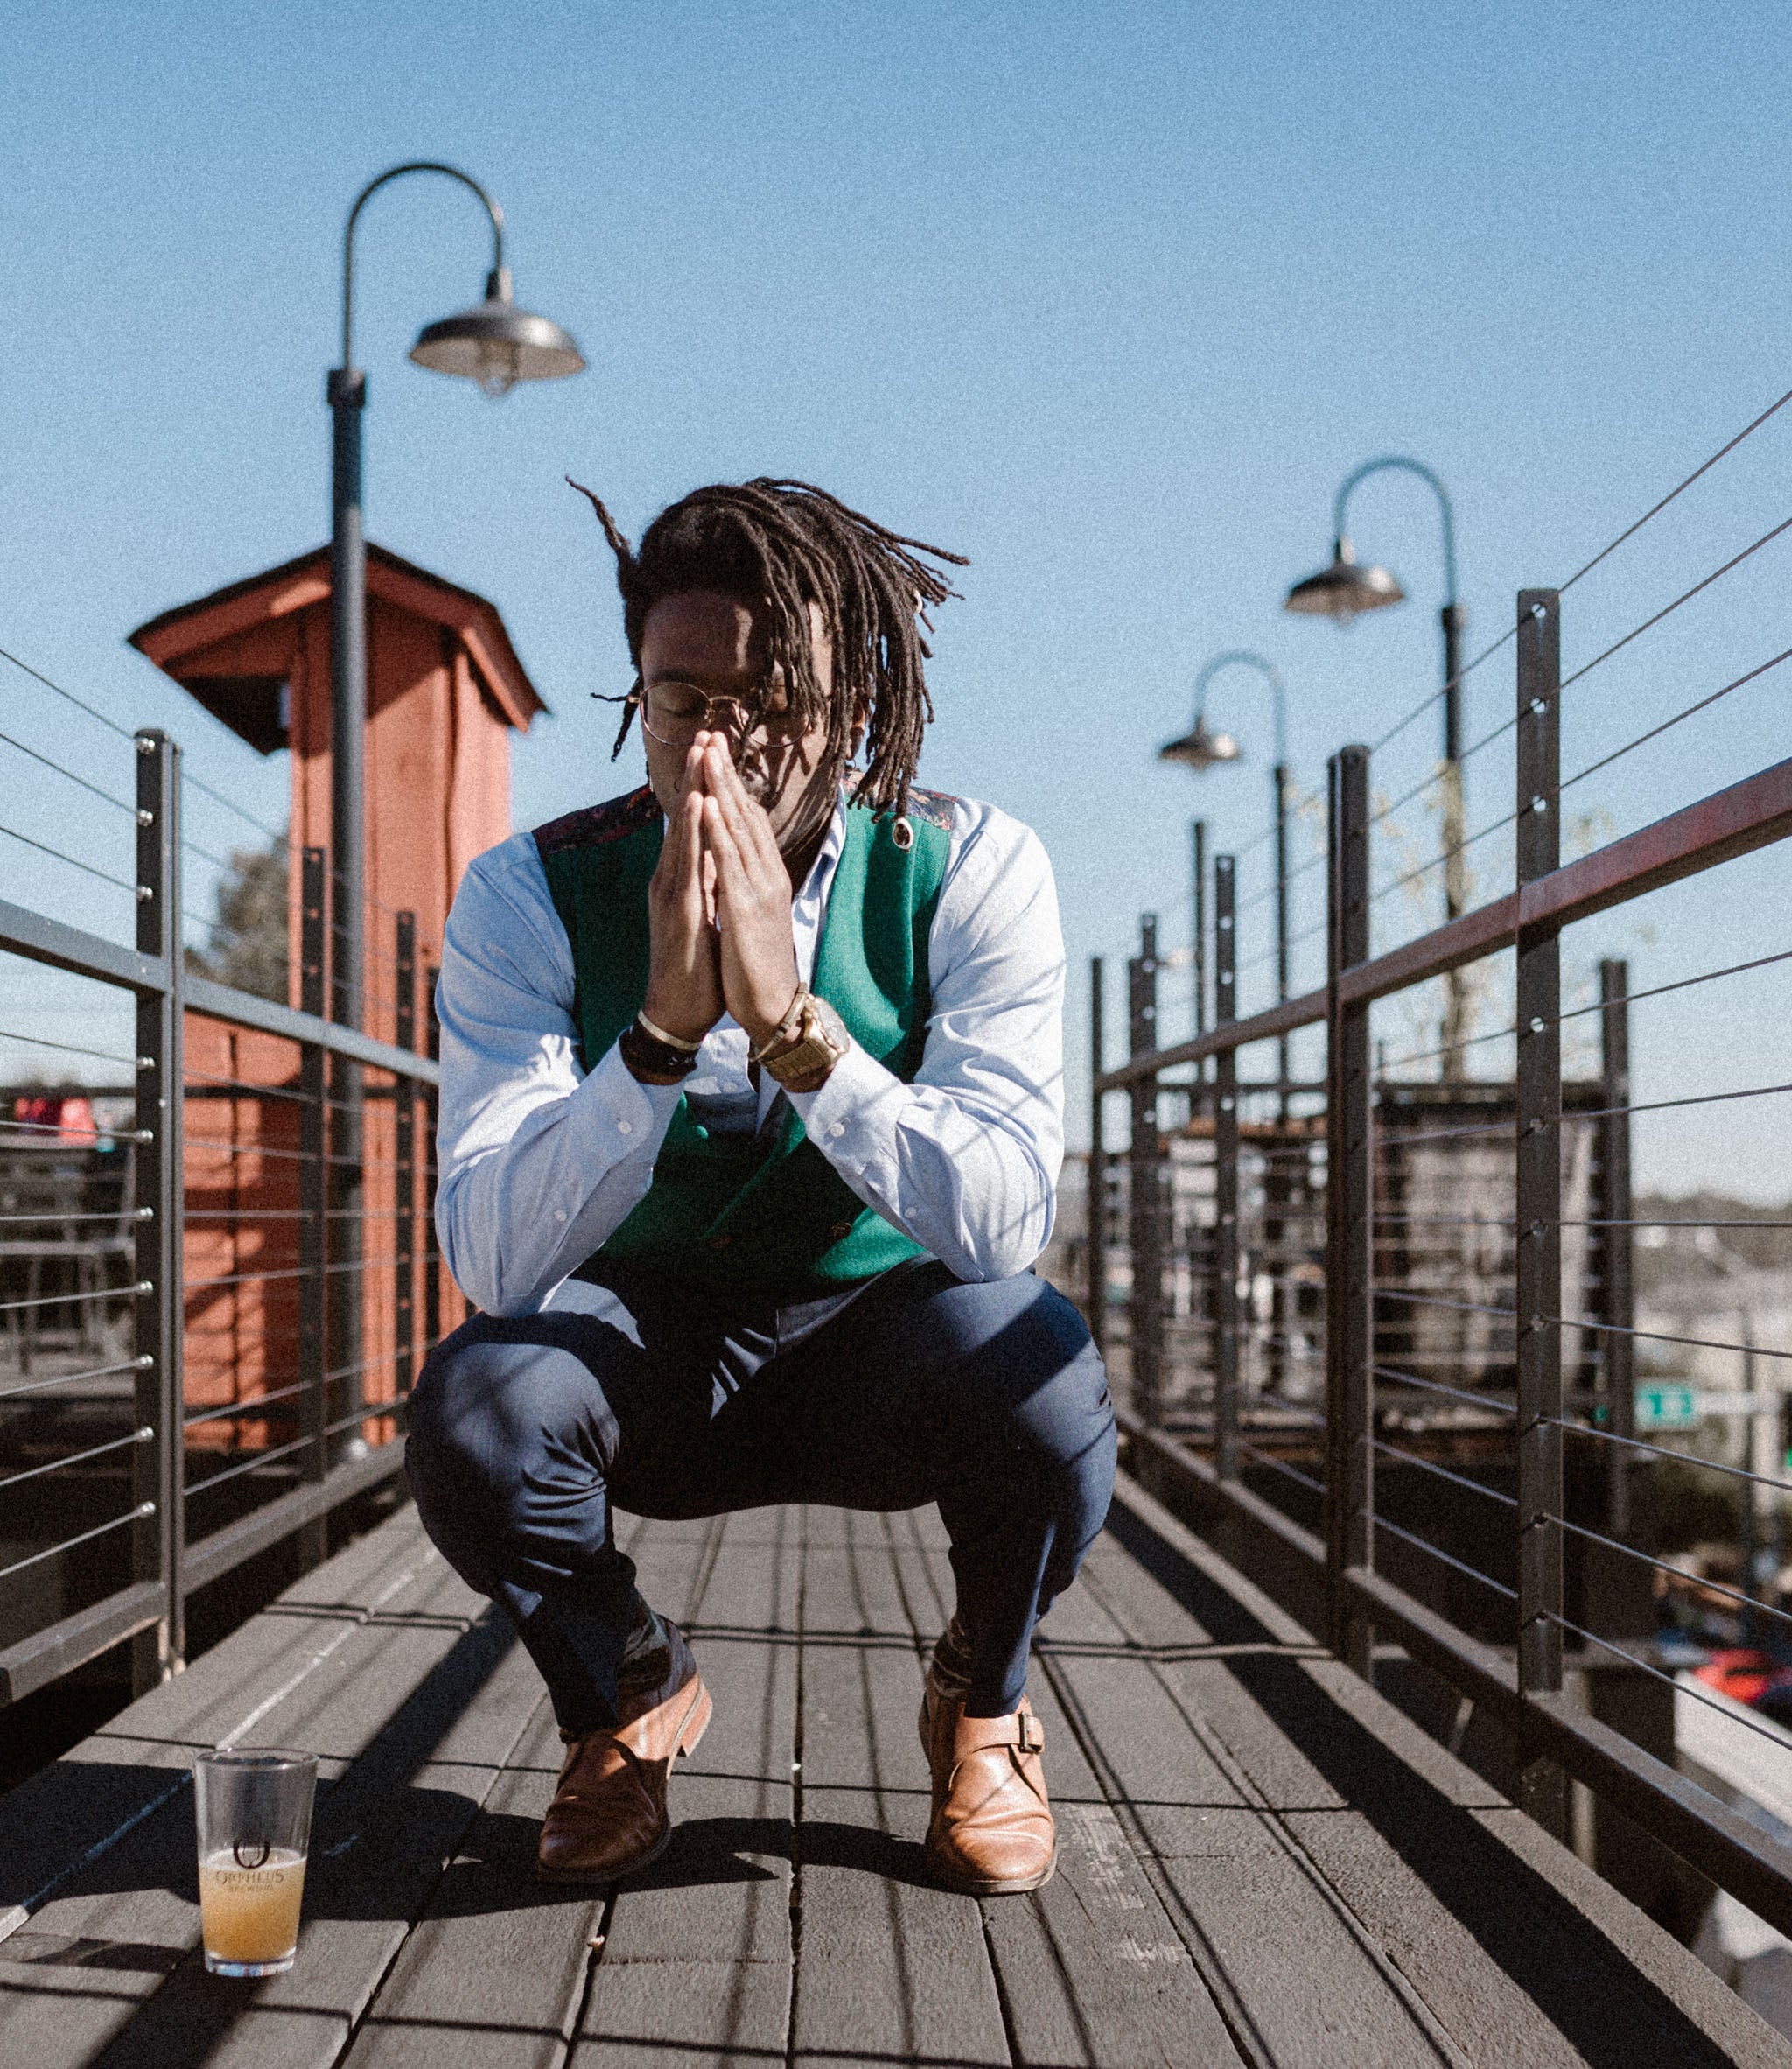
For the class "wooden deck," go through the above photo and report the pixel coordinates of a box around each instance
[2,1471,1786,2067]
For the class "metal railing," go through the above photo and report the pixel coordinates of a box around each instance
[1090,570,1792,1940]
[0,726,442,1706]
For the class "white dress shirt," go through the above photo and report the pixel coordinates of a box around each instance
[433,788,1066,1317]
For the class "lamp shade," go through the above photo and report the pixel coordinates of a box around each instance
[1158,714,1241,772]
[410,267,585,397]
[1284,537,1404,626]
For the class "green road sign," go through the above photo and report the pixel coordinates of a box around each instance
[1637,1384,1698,1431]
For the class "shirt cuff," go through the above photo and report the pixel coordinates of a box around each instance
[573,1035,687,1154]
[785,1039,906,1185]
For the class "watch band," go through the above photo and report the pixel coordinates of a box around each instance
[620,1018,699,1080]
[759,993,850,1088]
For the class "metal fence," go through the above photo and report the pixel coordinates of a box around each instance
[1,720,443,1707]
[1088,428,1792,1941]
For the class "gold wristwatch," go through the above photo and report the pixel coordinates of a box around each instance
[754,987,850,1090]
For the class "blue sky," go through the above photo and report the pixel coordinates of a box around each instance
[4,0,1791,1193]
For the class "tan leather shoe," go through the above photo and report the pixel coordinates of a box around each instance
[536,1615,711,1884]
[920,1662,1055,1896]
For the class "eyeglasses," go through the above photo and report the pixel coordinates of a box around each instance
[637,682,805,751]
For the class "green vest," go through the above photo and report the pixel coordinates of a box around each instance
[534,784,954,1297]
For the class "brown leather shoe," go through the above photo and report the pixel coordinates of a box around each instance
[536,1614,711,1884]
[920,1659,1055,1896]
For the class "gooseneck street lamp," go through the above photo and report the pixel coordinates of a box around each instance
[326,164,583,1455]
[330,161,584,1033]
[1159,650,1292,1096]
[1284,457,1469,1073]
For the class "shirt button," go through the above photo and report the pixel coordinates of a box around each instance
[828,1122,845,1140]
[616,1119,634,1136]
[554,1210,567,1224]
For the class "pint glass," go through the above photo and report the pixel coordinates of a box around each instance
[193,1749,318,1976]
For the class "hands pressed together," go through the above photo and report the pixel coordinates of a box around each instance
[640,734,803,1055]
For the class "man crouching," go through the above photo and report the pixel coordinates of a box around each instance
[406,477,1116,1894]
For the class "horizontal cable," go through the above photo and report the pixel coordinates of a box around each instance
[1236,1444,1326,1499]
[181,770,288,849]
[1560,512,1792,696]
[1574,1079,1792,1126]
[0,1501,153,1582]
[0,643,134,739]
[1559,946,1792,1025]
[1554,1420,1792,1496]
[186,1428,316,1495]
[1373,807,1517,907]
[1370,766,1446,832]
[1370,623,1520,758]
[1561,643,1792,801]
[0,820,136,893]
[0,1279,150,1317]
[1374,1213,1516,1229]
[1376,1022,1520,1074]
[1375,1288,1516,1322]
[0,1116,151,1144]
[0,1424,151,1496]
[0,1354,152,1404]
[1555,1511,1792,1636]
[1370,1437,1516,1506]
[1368,1511,1518,1600]
[1558,1217,1792,1231]
[1544,1312,1792,1364]
[0,726,135,813]
[1373,1365,1517,1414]
[323,1349,400,1388]
[0,1026,144,1067]
[1541,1610,1792,1764]
[184,1379,311,1431]
[1559,383,1792,597]
[324,1400,406,1440]
[1375,1115,1514,1148]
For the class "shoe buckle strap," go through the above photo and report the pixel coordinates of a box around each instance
[1015,1711,1042,1754]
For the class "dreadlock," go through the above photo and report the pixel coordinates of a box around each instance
[568,476,967,826]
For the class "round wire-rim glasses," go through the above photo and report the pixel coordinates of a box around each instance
[637,684,804,750]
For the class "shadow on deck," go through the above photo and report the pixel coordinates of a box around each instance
[1,1472,1786,2067]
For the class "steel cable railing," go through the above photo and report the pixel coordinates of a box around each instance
[1088,494,1792,1940]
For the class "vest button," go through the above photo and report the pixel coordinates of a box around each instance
[708,1233,732,1250]
[828,1220,855,1244]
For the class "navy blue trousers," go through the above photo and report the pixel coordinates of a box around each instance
[406,1259,1115,1733]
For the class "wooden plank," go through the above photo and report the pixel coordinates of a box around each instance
[341,1703,607,2069]
[1102,1481,1789,2067]
[576,1505,797,2064]
[886,1509,1248,2068]
[793,1508,1011,2069]
[1050,1507,1464,2065]
[0,1506,436,1939]
[340,1514,724,2068]
[81,1638,549,2069]
[0,1517,526,2068]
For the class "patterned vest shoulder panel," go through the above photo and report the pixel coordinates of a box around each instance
[534,785,955,1296]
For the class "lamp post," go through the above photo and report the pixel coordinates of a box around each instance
[1284,457,1469,1075]
[326,164,583,1453]
[1159,650,1291,1094]
[330,161,584,1034]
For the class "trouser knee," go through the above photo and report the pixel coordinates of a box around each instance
[405,1320,621,1583]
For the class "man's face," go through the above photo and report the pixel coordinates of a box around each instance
[637,589,841,856]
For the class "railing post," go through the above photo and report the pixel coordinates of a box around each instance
[133,728,184,1692]
[297,847,328,1569]
[1088,956,1106,1357]
[396,912,417,1404]
[1599,959,1635,1541]
[1516,586,1566,1838]
[1128,916,1163,1427]
[1326,744,1373,1676]
[328,873,364,1461]
[1191,819,1208,1040]
[1214,857,1240,1482]
[424,963,442,1360]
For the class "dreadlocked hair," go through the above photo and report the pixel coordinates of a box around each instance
[568,476,967,825]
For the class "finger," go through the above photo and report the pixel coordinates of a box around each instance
[704,738,776,865]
